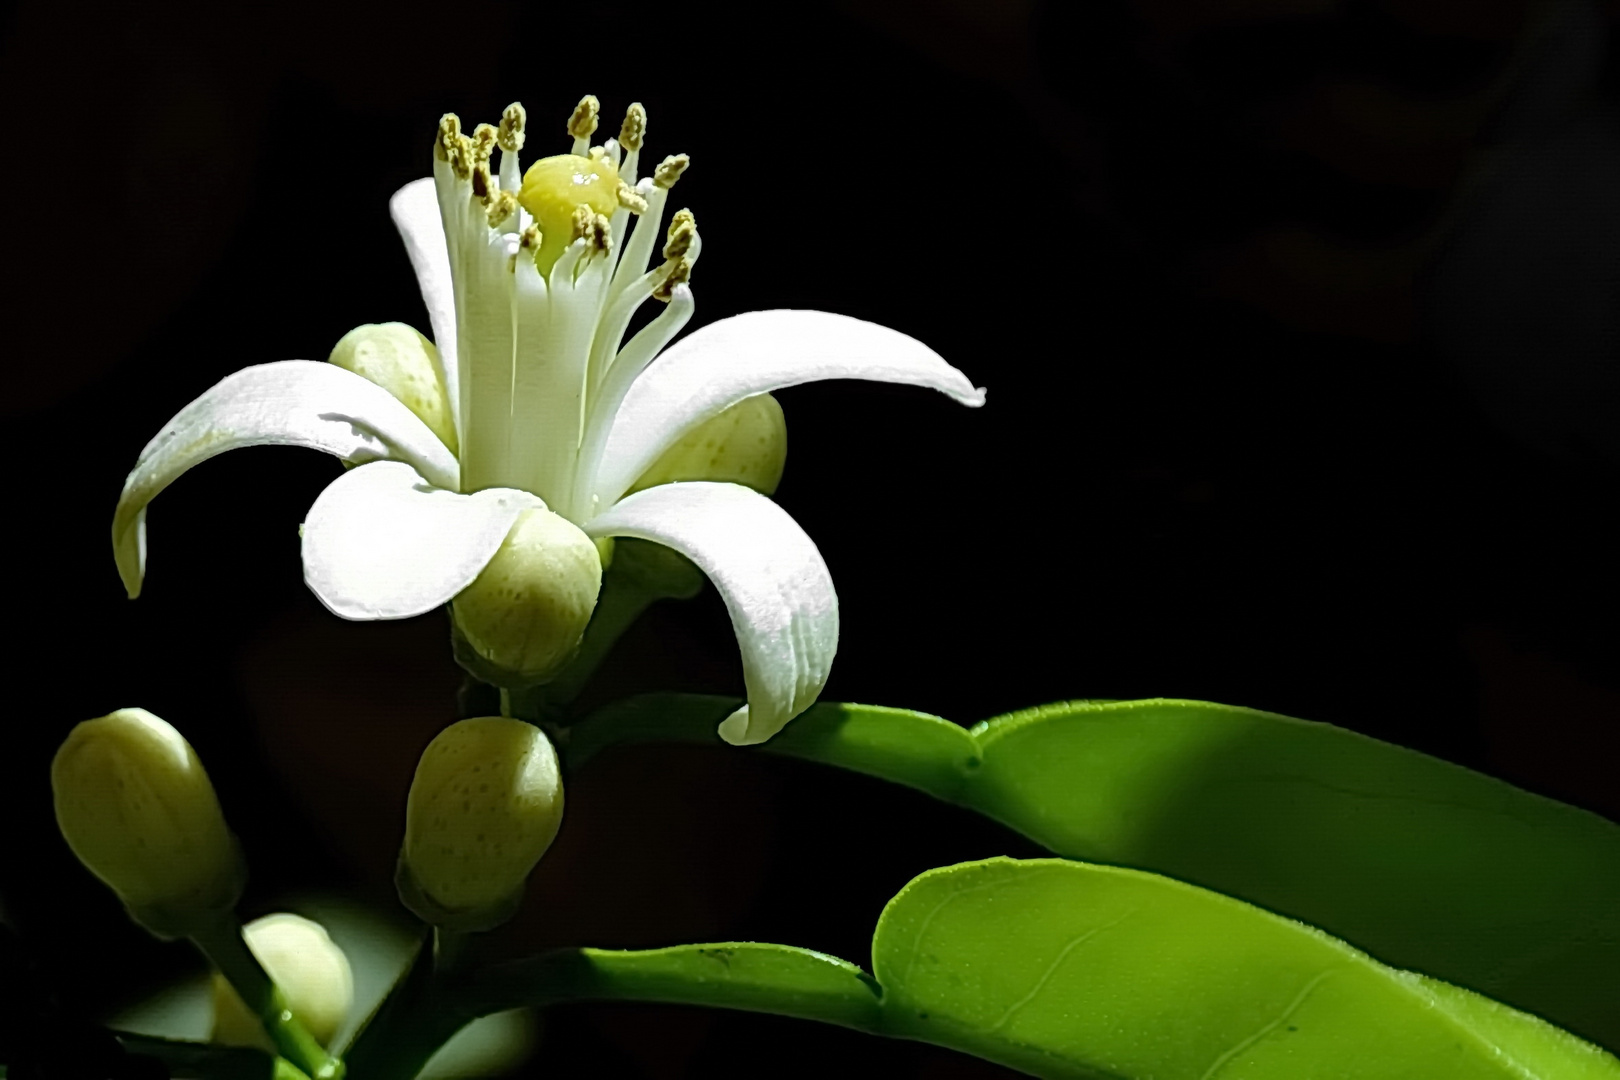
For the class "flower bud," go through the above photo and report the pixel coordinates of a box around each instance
[328,323,459,456]
[450,508,602,688]
[51,708,244,939]
[397,718,564,932]
[212,913,353,1050]
[631,393,787,495]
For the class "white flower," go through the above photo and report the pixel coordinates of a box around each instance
[111,96,985,745]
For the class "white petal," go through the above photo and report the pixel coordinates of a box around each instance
[301,461,543,620]
[390,178,461,443]
[585,482,838,745]
[591,310,986,508]
[113,360,460,599]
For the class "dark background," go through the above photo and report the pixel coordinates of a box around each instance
[4,0,1620,1075]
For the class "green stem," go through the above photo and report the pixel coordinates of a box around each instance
[434,926,470,975]
[191,918,345,1080]
[541,569,662,705]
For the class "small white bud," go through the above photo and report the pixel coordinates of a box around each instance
[631,393,787,495]
[211,913,354,1050]
[450,508,602,688]
[397,718,565,932]
[51,708,244,938]
[328,323,459,456]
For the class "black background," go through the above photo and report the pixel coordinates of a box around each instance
[3,0,1620,1076]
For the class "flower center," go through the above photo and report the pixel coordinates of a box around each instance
[432,95,699,519]
[518,153,621,276]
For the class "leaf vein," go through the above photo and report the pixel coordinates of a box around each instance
[1198,969,1336,1080]
[986,906,1144,1034]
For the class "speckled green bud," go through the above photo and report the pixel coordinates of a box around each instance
[450,508,602,688]
[328,323,459,456]
[397,717,564,932]
[51,708,244,939]
[631,393,787,495]
[212,913,353,1050]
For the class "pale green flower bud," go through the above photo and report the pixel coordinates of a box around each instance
[397,717,564,932]
[450,508,602,688]
[328,323,459,456]
[51,708,244,938]
[212,913,353,1050]
[631,393,787,495]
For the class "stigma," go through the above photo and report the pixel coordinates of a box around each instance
[518,153,621,275]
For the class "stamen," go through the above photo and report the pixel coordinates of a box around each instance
[485,190,518,228]
[653,154,689,190]
[616,180,648,215]
[498,103,527,153]
[445,130,474,181]
[567,95,600,141]
[519,223,543,250]
[472,123,498,164]
[570,205,593,241]
[619,103,646,152]
[435,114,462,162]
[663,209,696,260]
[471,161,493,201]
[652,257,692,302]
[571,206,612,255]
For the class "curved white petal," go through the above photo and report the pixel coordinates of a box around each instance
[389,178,461,440]
[592,310,986,508]
[301,460,543,620]
[585,481,838,745]
[113,360,460,599]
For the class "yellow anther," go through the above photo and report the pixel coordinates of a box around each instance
[653,153,689,189]
[653,256,692,302]
[519,223,543,250]
[663,208,696,260]
[619,102,646,152]
[446,132,474,180]
[570,204,593,240]
[435,114,463,162]
[569,206,611,255]
[616,180,648,214]
[519,154,620,275]
[485,189,518,228]
[498,102,526,153]
[471,123,498,167]
[567,95,600,140]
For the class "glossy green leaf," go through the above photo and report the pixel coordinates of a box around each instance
[566,695,1620,1046]
[450,859,1619,1079]
[872,858,1620,1080]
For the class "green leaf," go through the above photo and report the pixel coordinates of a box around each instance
[565,695,1620,1047]
[450,860,1618,1079]
[872,858,1620,1080]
